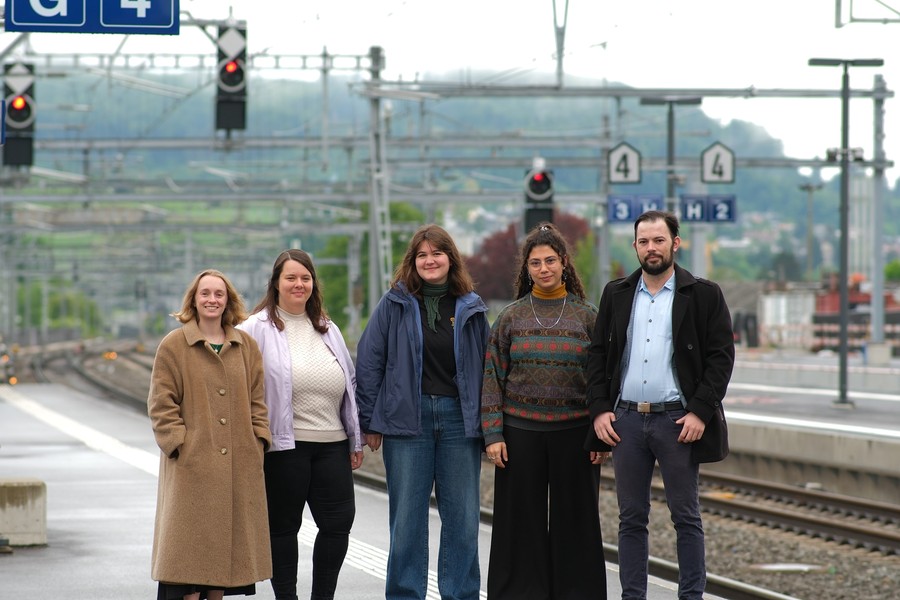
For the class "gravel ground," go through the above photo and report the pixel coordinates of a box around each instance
[356,451,900,599]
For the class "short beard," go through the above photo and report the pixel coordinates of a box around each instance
[640,254,673,276]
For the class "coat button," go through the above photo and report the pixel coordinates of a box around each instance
[218,389,226,396]
[220,448,228,455]
[219,418,227,425]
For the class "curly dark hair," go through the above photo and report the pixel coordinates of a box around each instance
[512,222,586,300]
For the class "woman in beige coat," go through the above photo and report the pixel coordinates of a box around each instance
[149,269,273,600]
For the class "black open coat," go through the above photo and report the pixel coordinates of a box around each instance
[584,263,735,462]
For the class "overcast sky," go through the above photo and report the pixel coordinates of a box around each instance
[17,0,900,181]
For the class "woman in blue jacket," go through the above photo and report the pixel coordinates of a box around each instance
[356,224,490,600]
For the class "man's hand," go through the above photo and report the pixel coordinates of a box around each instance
[593,412,620,447]
[676,412,706,443]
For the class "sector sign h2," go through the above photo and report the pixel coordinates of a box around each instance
[6,0,179,35]
[607,194,736,223]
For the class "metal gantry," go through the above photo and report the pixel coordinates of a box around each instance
[0,21,895,349]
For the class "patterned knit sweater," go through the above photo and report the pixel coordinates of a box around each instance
[481,293,598,446]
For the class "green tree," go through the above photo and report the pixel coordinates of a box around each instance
[316,202,425,335]
[885,259,900,282]
[465,212,593,302]
[16,278,102,337]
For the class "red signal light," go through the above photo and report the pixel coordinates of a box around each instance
[6,93,34,129]
[525,170,553,200]
[218,59,246,93]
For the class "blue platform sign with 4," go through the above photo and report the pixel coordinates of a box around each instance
[6,0,179,35]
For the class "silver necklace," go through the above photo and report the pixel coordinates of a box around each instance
[530,293,566,329]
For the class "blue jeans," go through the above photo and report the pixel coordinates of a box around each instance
[611,405,705,600]
[382,394,482,600]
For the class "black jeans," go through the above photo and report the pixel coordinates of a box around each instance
[264,439,356,600]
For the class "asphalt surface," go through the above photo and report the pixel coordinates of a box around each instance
[0,382,707,599]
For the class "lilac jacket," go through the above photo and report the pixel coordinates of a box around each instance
[238,309,363,452]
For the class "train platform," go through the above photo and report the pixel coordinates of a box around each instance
[0,383,713,599]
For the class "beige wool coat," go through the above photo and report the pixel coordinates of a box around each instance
[148,320,273,588]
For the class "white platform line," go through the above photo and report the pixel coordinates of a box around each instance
[0,386,159,476]
[727,409,900,439]
[728,381,900,403]
[1,386,488,598]
[299,521,487,599]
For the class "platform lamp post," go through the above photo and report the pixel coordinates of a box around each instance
[639,96,702,213]
[808,57,884,407]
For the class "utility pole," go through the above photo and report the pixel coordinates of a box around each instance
[799,182,824,280]
[639,96,702,213]
[366,46,394,313]
[808,57,884,407]
[552,0,570,87]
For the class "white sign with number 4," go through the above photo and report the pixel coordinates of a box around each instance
[608,142,642,184]
[701,142,735,184]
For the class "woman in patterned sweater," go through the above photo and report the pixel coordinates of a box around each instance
[482,222,609,600]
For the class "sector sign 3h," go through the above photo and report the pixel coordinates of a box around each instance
[6,0,179,34]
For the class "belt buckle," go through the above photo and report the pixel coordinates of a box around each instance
[637,402,651,414]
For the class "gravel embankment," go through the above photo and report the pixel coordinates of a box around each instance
[356,452,900,599]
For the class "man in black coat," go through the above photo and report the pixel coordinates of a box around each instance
[586,210,734,600]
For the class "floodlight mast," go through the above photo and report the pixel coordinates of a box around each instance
[807,57,884,407]
[639,96,702,213]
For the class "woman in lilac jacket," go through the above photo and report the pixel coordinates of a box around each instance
[239,249,363,600]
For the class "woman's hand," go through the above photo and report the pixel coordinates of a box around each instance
[365,433,383,452]
[590,451,611,465]
[350,451,364,470]
[485,441,508,469]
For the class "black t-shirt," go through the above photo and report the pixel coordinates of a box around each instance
[419,294,459,398]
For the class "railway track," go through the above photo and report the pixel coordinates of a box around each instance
[596,467,900,557]
[697,471,900,555]
[28,342,900,598]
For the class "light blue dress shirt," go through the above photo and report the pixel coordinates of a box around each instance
[620,273,681,404]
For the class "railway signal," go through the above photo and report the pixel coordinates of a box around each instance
[3,62,36,167]
[524,164,554,233]
[215,25,247,131]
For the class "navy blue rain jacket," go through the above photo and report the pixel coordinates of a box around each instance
[356,283,490,438]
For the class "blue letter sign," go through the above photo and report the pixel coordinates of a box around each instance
[607,194,665,223]
[679,194,737,223]
[608,195,636,223]
[708,195,737,222]
[680,195,708,222]
[6,0,179,34]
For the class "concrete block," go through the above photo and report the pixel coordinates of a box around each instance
[865,342,892,367]
[0,478,47,546]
